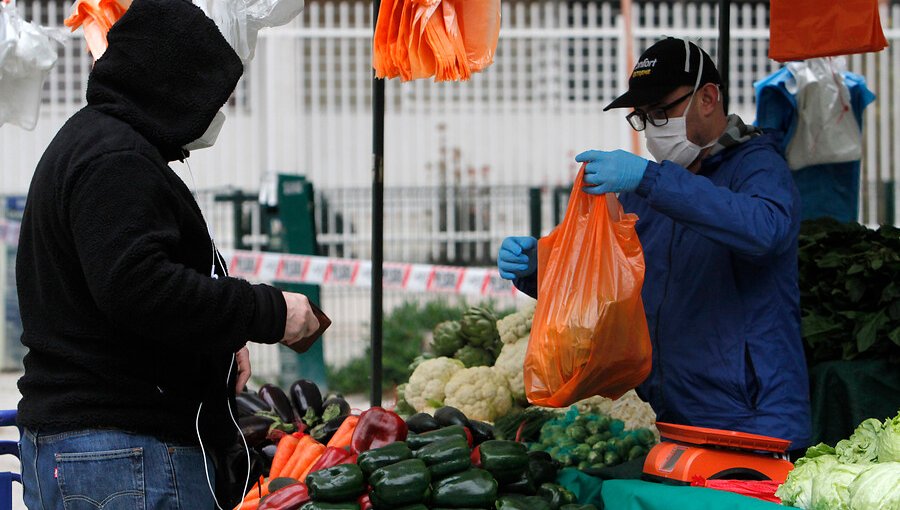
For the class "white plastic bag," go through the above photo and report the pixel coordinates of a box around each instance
[784,57,862,170]
[0,0,64,130]
[193,0,306,65]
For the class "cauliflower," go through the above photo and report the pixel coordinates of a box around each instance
[405,357,465,413]
[493,337,529,403]
[497,301,535,345]
[443,366,514,422]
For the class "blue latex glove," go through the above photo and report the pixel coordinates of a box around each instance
[575,149,649,195]
[498,236,537,280]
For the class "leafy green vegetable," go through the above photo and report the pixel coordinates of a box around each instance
[836,418,882,464]
[776,412,900,510]
[876,413,900,463]
[847,462,900,509]
[775,453,839,508]
[798,219,900,363]
[809,462,868,510]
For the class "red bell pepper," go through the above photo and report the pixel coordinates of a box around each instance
[358,493,373,510]
[306,446,356,476]
[470,445,482,466]
[257,482,310,510]
[350,407,408,454]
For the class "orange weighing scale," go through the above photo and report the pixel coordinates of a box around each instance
[642,422,794,485]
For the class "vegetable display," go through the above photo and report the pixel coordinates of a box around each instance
[797,219,900,363]
[776,411,900,509]
[236,405,599,510]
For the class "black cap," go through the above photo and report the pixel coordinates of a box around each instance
[604,37,721,111]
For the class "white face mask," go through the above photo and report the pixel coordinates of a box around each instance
[643,43,717,168]
[183,110,226,151]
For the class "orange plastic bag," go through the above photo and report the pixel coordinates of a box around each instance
[64,0,131,60]
[769,0,887,62]
[372,0,500,81]
[524,165,652,407]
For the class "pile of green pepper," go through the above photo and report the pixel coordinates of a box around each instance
[297,424,597,510]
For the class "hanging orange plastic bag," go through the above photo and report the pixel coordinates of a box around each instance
[524,165,652,408]
[769,0,887,62]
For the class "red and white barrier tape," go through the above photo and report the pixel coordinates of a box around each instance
[0,220,515,296]
[222,250,516,297]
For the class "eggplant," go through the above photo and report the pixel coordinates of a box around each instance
[239,415,275,448]
[322,396,351,418]
[290,379,323,420]
[236,392,273,418]
[311,414,350,444]
[434,406,471,429]
[258,384,294,423]
[260,443,278,472]
[406,413,440,434]
[468,420,495,445]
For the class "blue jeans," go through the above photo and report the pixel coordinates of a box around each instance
[19,428,217,510]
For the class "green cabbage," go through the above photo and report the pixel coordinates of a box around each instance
[836,418,883,464]
[876,413,900,463]
[775,453,839,508]
[847,462,900,510]
[809,462,868,510]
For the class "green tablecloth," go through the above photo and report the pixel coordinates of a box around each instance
[557,469,784,510]
[600,480,785,510]
[809,360,900,446]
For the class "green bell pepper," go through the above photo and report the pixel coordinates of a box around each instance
[357,441,413,477]
[300,502,360,510]
[369,458,431,508]
[413,436,471,478]
[406,425,470,450]
[394,505,428,510]
[560,505,598,510]
[538,483,577,510]
[306,464,365,502]
[478,440,528,484]
[430,468,498,508]
[496,494,552,510]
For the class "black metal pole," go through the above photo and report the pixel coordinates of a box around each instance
[371,0,385,408]
[718,0,731,114]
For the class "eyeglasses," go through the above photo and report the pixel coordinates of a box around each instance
[626,90,694,132]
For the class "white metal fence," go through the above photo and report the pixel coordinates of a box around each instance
[2,0,898,224]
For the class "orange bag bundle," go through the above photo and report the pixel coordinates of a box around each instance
[769,0,887,62]
[524,165,652,407]
[64,0,131,60]
[373,0,499,82]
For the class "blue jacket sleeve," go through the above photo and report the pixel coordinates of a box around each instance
[635,151,796,259]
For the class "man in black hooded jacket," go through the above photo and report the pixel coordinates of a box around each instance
[15,0,318,507]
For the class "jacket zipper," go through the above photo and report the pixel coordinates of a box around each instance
[654,221,676,414]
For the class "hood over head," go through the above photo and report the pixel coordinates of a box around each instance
[86,0,243,160]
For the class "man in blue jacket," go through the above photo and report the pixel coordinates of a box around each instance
[499,37,812,451]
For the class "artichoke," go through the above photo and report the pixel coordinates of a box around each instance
[454,345,494,368]
[431,321,464,357]
[460,306,501,348]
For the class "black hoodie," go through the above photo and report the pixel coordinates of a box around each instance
[16,0,286,448]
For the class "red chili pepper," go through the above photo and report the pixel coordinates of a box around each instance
[470,445,482,466]
[306,446,355,475]
[358,493,373,510]
[350,407,408,454]
[258,482,310,510]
